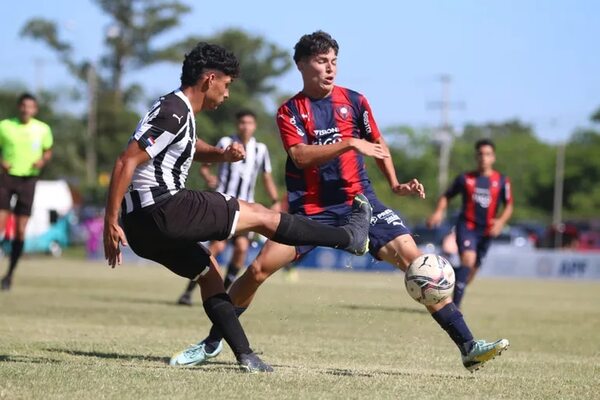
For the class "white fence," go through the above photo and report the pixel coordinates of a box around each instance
[478,248,600,280]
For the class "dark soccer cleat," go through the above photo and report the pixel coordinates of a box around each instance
[341,193,372,256]
[237,352,274,373]
[1,276,12,291]
[177,292,193,306]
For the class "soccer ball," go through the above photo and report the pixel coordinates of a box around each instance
[404,254,455,305]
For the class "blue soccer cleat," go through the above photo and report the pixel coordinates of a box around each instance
[462,338,510,372]
[169,339,223,367]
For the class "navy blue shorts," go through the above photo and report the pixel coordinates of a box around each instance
[295,194,411,260]
[455,223,491,267]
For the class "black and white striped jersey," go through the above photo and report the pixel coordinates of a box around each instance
[215,136,272,202]
[123,89,196,213]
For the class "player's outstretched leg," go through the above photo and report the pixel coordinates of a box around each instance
[377,234,509,372]
[237,194,372,256]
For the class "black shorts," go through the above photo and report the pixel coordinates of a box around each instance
[122,190,240,280]
[0,174,38,216]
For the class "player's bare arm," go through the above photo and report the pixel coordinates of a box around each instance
[287,138,388,169]
[369,136,425,199]
[427,196,449,227]
[103,141,150,268]
[489,201,514,237]
[262,172,280,210]
[32,148,52,169]
[199,163,218,189]
[194,139,245,163]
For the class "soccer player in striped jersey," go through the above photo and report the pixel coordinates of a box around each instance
[171,31,509,372]
[103,42,372,373]
[176,110,280,305]
[428,139,513,307]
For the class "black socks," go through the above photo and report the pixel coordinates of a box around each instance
[272,213,351,249]
[202,293,251,357]
[431,302,475,355]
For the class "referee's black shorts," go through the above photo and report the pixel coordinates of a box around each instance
[0,174,38,216]
[122,190,240,280]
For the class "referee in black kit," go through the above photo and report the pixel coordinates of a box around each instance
[103,42,372,372]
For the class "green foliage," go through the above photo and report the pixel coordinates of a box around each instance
[563,129,600,218]
[11,1,600,221]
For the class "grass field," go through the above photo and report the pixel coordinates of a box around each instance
[1,257,599,399]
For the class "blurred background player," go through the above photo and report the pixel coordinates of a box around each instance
[177,109,280,305]
[428,138,513,307]
[0,93,53,291]
[171,31,509,372]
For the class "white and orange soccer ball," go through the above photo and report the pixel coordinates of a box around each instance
[404,254,455,305]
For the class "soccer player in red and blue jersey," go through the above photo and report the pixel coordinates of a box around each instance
[171,31,509,372]
[428,139,513,307]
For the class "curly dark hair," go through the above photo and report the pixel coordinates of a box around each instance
[293,30,339,63]
[180,42,240,86]
[475,138,495,151]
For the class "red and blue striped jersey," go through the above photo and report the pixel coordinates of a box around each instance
[277,86,381,215]
[445,170,512,234]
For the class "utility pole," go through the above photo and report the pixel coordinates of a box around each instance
[34,58,45,95]
[86,64,98,187]
[428,75,463,195]
[552,142,566,248]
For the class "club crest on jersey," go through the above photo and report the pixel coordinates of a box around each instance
[336,106,350,120]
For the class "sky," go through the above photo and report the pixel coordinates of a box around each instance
[1,0,599,143]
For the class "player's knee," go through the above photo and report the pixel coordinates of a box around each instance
[247,259,273,284]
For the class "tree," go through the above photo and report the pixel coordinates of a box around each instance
[21,0,192,102]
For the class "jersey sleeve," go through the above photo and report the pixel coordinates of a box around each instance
[42,124,53,150]
[500,176,513,206]
[358,95,382,142]
[277,104,308,151]
[444,174,464,199]
[133,98,186,158]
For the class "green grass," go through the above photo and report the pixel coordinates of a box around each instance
[1,258,599,399]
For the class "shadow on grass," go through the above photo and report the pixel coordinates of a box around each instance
[0,354,61,364]
[88,295,185,307]
[324,367,474,380]
[339,304,428,314]
[45,348,169,364]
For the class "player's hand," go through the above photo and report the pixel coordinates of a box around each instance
[489,219,504,237]
[206,174,218,189]
[427,211,443,228]
[352,139,389,159]
[103,218,128,268]
[270,200,281,213]
[32,159,45,169]
[224,142,245,162]
[392,178,426,199]
[1,161,10,172]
